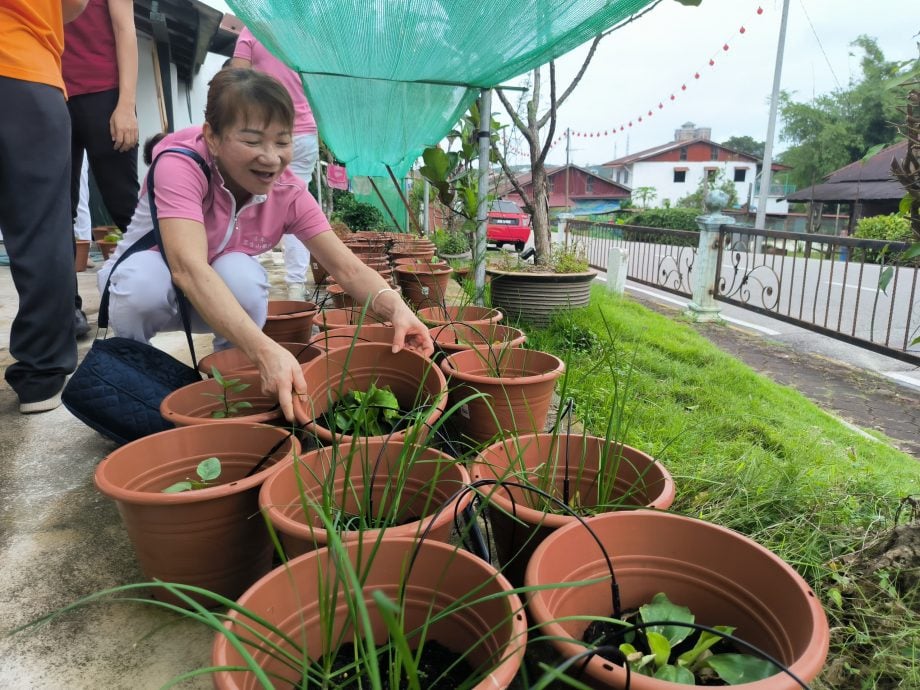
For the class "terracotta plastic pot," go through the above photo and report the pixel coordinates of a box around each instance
[309,258,328,285]
[309,324,397,352]
[160,372,283,427]
[526,510,830,690]
[74,239,90,272]
[440,347,565,442]
[197,342,322,377]
[259,439,471,556]
[430,323,526,355]
[417,304,503,327]
[315,307,389,331]
[94,423,299,605]
[389,247,436,262]
[322,283,357,309]
[294,342,447,445]
[212,537,527,690]
[92,225,117,242]
[473,433,675,585]
[394,264,453,310]
[261,300,318,343]
[393,256,447,268]
[97,239,118,260]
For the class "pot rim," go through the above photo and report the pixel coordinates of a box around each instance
[440,347,565,385]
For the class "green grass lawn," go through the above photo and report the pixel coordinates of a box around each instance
[524,286,920,690]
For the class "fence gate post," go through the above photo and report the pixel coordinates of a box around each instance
[685,191,734,322]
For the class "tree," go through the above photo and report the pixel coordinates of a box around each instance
[720,135,764,160]
[492,0,703,266]
[777,36,918,189]
[632,186,658,209]
[676,168,738,210]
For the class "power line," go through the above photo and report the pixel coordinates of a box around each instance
[798,0,841,90]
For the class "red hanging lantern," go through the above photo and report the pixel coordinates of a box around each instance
[708,58,715,66]
[681,84,687,90]
[628,122,632,127]
[739,25,746,34]
[670,94,676,100]
[723,43,729,51]
[638,116,643,122]
[757,6,763,14]
[659,102,664,109]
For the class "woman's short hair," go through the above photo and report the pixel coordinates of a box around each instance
[205,68,294,135]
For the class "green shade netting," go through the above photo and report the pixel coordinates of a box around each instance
[352,176,409,231]
[226,0,657,178]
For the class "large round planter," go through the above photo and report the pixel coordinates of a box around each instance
[526,510,830,690]
[430,323,526,356]
[440,347,564,443]
[389,247,436,262]
[261,300,318,343]
[309,324,397,352]
[212,537,527,690]
[486,268,597,327]
[259,439,471,556]
[94,423,299,605]
[160,372,283,427]
[417,304,503,327]
[473,434,675,586]
[294,342,447,445]
[315,307,389,331]
[197,342,322,377]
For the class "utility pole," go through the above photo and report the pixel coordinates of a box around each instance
[473,89,492,304]
[755,0,791,230]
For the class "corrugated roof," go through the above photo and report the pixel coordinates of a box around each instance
[784,140,908,202]
[600,138,761,166]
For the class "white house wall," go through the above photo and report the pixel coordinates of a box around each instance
[632,160,758,208]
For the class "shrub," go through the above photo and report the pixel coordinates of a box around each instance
[854,213,913,242]
[624,208,701,232]
[432,227,470,254]
[330,190,385,231]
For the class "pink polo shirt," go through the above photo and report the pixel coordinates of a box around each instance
[113,127,329,264]
[233,27,317,136]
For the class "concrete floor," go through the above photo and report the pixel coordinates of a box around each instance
[1,249,917,689]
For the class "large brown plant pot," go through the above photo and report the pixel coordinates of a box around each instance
[430,323,526,357]
[389,247,436,263]
[309,324,397,352]
[486,268,597,327]
[309,258,329,285]
[74,239,90,272]
[197,343,322,377]
[394,264,453,310]
[440,347,564,443]
[160,372,283,427]
[315,307,389,331]
[294,342,447,445]
[212,537,527,690]
[323,283,358,309]
[526,510,830,690]
[262,300,318,343]
[472,433,675,586]
[417,304,503,327]
[259,439,471,556]
[94,423,299,606]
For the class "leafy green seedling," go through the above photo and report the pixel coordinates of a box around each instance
[205,366,254,419]
[587,592,776,685]
[161,457,222,493]
[327,382,405,436]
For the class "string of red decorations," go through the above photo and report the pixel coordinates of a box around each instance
[519,3,766,151]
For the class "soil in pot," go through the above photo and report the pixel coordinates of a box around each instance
[262,300,318,343]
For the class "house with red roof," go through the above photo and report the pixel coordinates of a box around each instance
[496,163,631,218]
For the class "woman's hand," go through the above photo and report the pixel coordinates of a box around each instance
[389,306,435,358]
[254,340,309,423]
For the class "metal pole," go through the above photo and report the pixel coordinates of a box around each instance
[755,0,791,230]
[423,179,430,236]
[367,176,402,231]
[314,161,323,210]
[385,164,423,235]
[474,89,492,305]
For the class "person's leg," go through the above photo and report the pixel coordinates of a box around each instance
[103,250,181,343]
[282,134,320,299]
[0,76,77,411]
[67,95,93,332]
[209,252,270,350]
[77,89,139,231]
[74,159,92,241]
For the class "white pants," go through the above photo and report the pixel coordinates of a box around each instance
[283,133,319,285]
[74,158,91,241]
[98,250,269,350]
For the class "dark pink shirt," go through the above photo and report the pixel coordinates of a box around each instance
[233,27,318,135]
[62,0,118,97]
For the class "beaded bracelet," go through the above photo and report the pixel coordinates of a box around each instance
[370,287,399,314]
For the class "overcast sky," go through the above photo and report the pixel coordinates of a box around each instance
[207,0,918,168]
[518,0,920,167]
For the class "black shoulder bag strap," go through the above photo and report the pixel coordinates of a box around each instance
[97,147,211,367]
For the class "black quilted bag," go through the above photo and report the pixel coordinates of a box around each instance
[62,148,207,445]
[62,338,201,445]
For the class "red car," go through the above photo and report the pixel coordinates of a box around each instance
[487,200,531,251]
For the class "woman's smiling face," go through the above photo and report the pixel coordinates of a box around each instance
[204,116,293,203]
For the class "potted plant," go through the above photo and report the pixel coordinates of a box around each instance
[439,346,564,443]
[294,342,447,445]
[74,238,91,272]
[261,299,318,343]
[525,510,830,689]
[416,304,503,327]
[430,322,526,357]
[93,423,299,605]
[97,228,123,260]
[197,342,322,377]
[160,369,284,426]
[212,536,528,689]
[394,263,454,310]
[433,227,472,260]
[315,306,390,331]
[309,323,397,352]
[258,437,471,556]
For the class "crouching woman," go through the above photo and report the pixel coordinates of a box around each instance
[98,68,432,421]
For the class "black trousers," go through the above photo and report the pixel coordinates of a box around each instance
[0,76,77,402]
[68,88,140,310]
